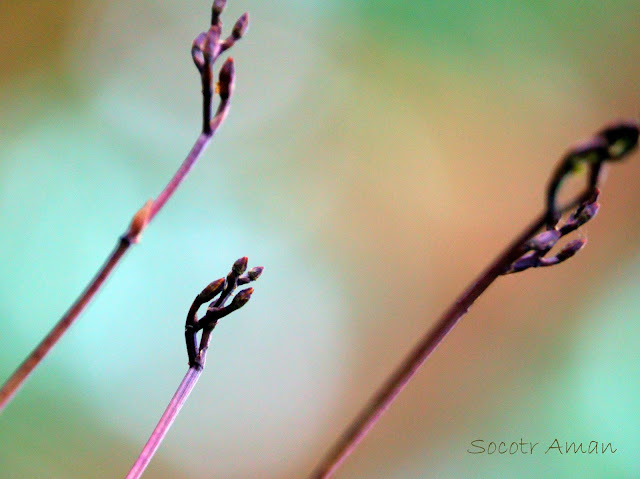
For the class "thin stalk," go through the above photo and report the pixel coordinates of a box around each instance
[125,367,202,479]
[0,238,128,410]
[149,86,231,222]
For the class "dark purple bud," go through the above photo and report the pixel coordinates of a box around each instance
[231,287,253,308]
[564,137,610,169]
[217,57,235,100]
[528,229,561,252]
[211,0,227,24]
[231,255,248,276]
[555,238,587,262]
[597,120,639,160]
[238,266,264,285]
[232,13,249,39]
[505,251,539,274]
[199,278,226,302]
[247,266,264,281]
[573,202,600,227]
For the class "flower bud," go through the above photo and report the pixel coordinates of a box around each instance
[211,0,227,24]
[555,238,586,262]
[528,229,561,252]
[247,266,264,281]
[199,278,226,302]
[597,120,639,160]
[564,137,610,169]
[217,57,235,100]
[232,13,249,39]
[231,256,248,276]
[231,287,253,308]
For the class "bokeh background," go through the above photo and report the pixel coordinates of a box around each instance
[1,1,639,478]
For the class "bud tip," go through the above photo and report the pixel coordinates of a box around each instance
[232,256,249,275]
[232,287,254,307]
[248,266,264,281]
[232,13,250,39]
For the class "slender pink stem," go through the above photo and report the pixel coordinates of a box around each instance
[0,239,129,412]
[149,104,226,222]
[150,133,211,221]
[125,367,202,479]
[0,100,231,415]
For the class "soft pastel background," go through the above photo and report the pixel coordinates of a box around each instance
[1,1,639,478]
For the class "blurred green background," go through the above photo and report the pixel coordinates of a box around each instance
[1,1,639,478]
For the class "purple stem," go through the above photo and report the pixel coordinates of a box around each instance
[0,239,129,412]
[125,367,202,479]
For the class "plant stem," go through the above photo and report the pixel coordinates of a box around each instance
[0,100,230,414]
[125,367,202,479]
[307,194,590,479]
[0,238,128,411]
[149,131,214,221]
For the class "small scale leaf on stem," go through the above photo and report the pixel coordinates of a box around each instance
[125,199,153,243]
[191,32,207,71]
